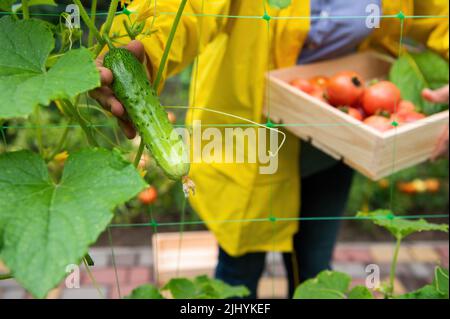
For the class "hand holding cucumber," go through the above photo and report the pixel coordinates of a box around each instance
[90,39,192,192]
[89,40,147,139]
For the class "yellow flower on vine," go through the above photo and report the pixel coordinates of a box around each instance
[54,151,69,164]
[136,0,153,23]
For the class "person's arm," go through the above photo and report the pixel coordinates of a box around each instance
[409,0,449,60]
[90,0,230,137]
[360,1,449,59]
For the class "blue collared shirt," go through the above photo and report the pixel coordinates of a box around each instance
[298,0,382,177]
[299,0,382,64]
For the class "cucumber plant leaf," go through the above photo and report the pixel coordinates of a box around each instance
[398,285,444,299]
[357,210,448,240]
[389,50,449,115]
[194,275,250,299]
[293,270,373,299]
[162,275,250,299]
[433,266,449,297]
[267,0,292,9]
[348,285,374,299]
[125,284,165,299]
[0,149,146,298]
[0,16,100,119]
[397,267,449,299]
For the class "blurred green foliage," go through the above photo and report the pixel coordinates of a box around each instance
[346,160,449,216]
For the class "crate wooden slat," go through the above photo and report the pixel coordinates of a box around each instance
[265,51,449,180]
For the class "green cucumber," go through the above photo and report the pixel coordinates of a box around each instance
[104,47,190,180]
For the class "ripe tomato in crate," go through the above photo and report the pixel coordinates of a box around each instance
[264,51,449,181]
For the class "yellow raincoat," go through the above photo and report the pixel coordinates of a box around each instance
[108,0,448,256]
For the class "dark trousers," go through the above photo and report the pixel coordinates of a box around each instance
[215,161,354,299]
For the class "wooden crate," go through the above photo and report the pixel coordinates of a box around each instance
[265,51,449,180]
[152,231,218,286]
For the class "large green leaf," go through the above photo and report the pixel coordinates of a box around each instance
[0,149,146,298]
[162,276,250,299]
[0,16,100,119]
[389,51,449,115]
[125,284,164,299]
[267,0,291,9]
[357,210,448,240]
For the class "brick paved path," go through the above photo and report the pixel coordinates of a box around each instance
[0,241,448,299]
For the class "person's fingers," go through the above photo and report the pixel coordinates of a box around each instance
[125,40,146,63]
[98,67,113,86]
[95,55,104,67]
[422,85,449,104]
[89,87,125,118]
[118,119,137,139]
[90,40,146,140]
[89,87,113,108]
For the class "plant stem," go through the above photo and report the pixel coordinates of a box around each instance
[133,140,145,168]
[73,0,103,46]
[103,0,119,38]
[123,19,136,40]
[388,236,402,296]
[21,0,29,19]
[48,120,72,161]
[103,34,115,50]
[82,258,105,298]
[34,106,44,156]
[153,0,188,90]
[88,0,98,47]
[61,100,98,147]
[0,273,13,280]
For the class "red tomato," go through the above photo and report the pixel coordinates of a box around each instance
[425,179,440,193]
[290,78,316,94]
[398,100,416,113]
[392,110,426,124]
[309,76,329,89]
[363,115,392,132]
[326,71,365,107]
[138,186,158,205]
[167,111,177,124]
[338,106,363,121]
[362,81,401,115]
[397,182,417,194]
[310,87,328,103]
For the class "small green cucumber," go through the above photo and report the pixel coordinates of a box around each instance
[104,47,190,180]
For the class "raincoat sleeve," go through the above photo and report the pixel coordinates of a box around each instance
[361,0,448,60]
[409,0,449,59]
[106,0,231,88]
